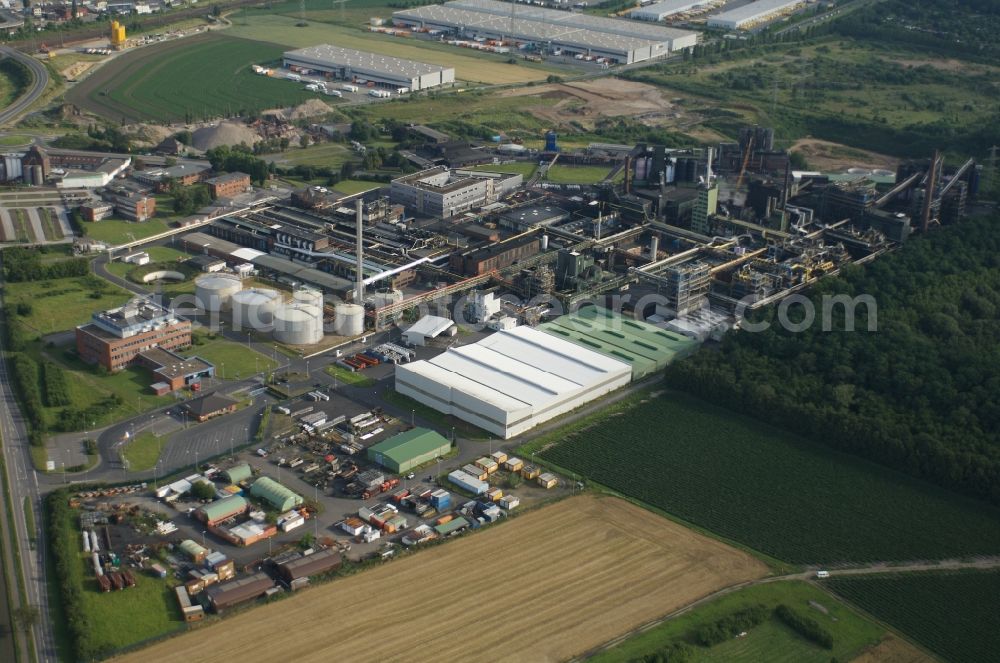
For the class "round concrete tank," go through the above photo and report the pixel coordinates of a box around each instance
[334,303,365,337]
[195,273,242,312]
[292,287,323,309]
[231,288,280,331]
[273,304,323,345]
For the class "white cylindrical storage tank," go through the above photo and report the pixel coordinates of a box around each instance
[195,273,242,312]
[334,303,365,337]
[292,287,323,309]
[541,234,549,251]
[231,288,280,331]
[274,303,323,345]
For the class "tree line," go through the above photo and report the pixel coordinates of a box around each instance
[2,247,89,282]
[666,213,1000,505]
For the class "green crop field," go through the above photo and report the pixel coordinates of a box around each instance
[825,571,1000,663]
[536,391,1000,564]
[271,142,353,168]
[67,34,315,123]
[592,581,885,663]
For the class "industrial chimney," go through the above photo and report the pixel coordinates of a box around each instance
[355,198,364,304]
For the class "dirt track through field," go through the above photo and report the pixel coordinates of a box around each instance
[117,495,767,663]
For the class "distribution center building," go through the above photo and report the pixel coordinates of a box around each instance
[367,428,452,473]
[282,44,455,91]
[393,0,698,64]
[394,325,632,439]
[629,0,706,22]
[706,0,805,30]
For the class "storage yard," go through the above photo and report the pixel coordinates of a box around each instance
[117,495,768,663]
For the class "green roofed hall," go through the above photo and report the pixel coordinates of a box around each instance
[196,495,248,525]
[250,476,303,512]
[539,305,699,379]
[367,427,452,473]
[223,463,252,484]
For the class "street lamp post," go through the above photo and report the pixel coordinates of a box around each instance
[410,409,415,427]
[201,530,207,548]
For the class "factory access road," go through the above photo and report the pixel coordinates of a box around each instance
[0,47,49,127]
[0,262,58,662]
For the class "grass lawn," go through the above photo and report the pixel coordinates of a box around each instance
[272,142,353,168]
[0,135,32,146]
[83,217,173,246]
[333,179,384,195]
[469,161,538,177]
[186,333,278,380]
[122,432,163,471]
[325,364,375,388]
[591,581,885,663]
[77,560,184,653]
[545,163,619,184]
[3,276,130,335]
[382,388,489,440]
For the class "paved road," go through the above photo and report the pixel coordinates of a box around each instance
[0,261,57,661]
[0,47,49,127]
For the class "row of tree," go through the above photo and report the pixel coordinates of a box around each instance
[2,247,89,282]
[665,214,1000,504]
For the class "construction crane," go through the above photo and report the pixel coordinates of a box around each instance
[735,134,754,189]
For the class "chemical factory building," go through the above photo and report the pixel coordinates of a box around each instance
[394,325,631,439]
[539,306,699,379]
[393,0,698,64]
[367,427,452,473]
[707,0,804,30]
[282,44,455,91]
[629,0,705,21]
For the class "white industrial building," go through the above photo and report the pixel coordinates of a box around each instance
[394,325,631,438]
[282,44,455,91]
[707,0,805,30]
[393,0,698,64]
[390,166,522,218]
[629,0,706,21]
[404,315,456,346]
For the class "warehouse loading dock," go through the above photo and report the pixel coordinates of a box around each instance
[282,44,455,91]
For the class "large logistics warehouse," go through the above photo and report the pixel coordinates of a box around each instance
[282,44,455,91]
[393,0,698,64]
[707,0,805,30]
[629,0,706,22]
[395,325,632,439]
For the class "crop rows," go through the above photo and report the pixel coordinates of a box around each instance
[540,392,1000,564]
[825,571,1000,663]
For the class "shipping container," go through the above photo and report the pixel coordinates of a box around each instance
[537,473,558,489]
[490,451,508,465]
[462,464,488,481]
[500,495,520,510]
[521,464,540,480]
[487,488,504,502]
[475,457,499,475]
[503,457,524,472]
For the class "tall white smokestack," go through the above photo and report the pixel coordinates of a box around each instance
[705,146,714,187]
[355,198,364,304]
[650,235,659,260]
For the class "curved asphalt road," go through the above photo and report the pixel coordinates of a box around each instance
[0,47,48,127]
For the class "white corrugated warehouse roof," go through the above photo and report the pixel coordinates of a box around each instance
[708,0,803,26]
[231,247,265,261]
[406,315,455,338]
[629,0,706,20]
[398,326,630,415]
[283,44,447,78]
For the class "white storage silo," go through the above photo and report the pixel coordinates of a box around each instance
[231,288,280,331]
[195,273,242,312]
[292,287,324,309]
[334,303,365,337]
[273,303,323,345]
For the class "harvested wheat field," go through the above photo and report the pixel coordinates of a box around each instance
[117,495,767,663]
[851,635,935,663]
